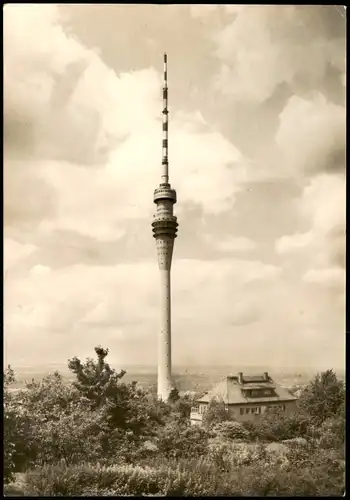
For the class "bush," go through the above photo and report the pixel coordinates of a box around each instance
[247,407,313,442]
[211,421,251,440]
[299,369,345,424]
[4,367,37,481]
[24,463,183,496]
[5,354,345,497]
[208,439,267,468]
[156,421,210,459]
[317,415,345,451]
[23,456,345,497]
[202,398,230,427]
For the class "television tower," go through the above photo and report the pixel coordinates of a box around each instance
[151,53,178,401]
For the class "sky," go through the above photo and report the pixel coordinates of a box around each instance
[4,5,346,370]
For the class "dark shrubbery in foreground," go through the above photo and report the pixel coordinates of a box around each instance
[24,454,344,497]
[4,349,345,496]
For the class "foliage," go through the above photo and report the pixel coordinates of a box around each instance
[4,366,36,482]
[4,366,17,484]
[317,415,346,453]
[168,387,180,403]
[22,371,80,423]
[207,439,268,469]
[68,347,126,409]
[245,406,313,442]
[68,346,167,439]
[17,371,106,466]
[156,421,210,459]
[298,369,345,424]
[202,397,230,427]
[23,452,345,497]
[169,396,192,424]
[211,420,251,440]
[4,352,346,497]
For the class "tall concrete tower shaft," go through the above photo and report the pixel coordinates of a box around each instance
[151,53,178,401]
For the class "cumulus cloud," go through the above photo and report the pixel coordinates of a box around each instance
[4,4,246,244]
[303,267,345,290]
[275,232,313,255]
[275,93,345,177]
[5,257,280,364]
[274,88,345,286]
[4,238,38,273]
[275,173,345,272]
[4,5,345,369]
[212,5,346,104]
[204,234,257,253]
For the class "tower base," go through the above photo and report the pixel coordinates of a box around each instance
[157,268,172,402]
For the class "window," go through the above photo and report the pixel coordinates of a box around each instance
[242,407,263,415]
[192,406,199,414]
[250,407,261,414]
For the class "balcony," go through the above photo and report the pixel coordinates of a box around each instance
[190,410,203,425]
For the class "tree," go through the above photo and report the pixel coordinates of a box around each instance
[4,366,35,482]
[13,370,106,466]
[211,421,251,441]
[168,387,180,403]
[68,346,168,440]
[299,369,345,424]
[157,421,210,459]
[171,397,192,423]
[202,398,230,427]
[4,366,17,483]
[250,406,313,442]
[68,346,127,409]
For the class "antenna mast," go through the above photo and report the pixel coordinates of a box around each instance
[162,52,169,184]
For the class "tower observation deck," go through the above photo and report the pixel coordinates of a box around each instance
[151,53,178,401]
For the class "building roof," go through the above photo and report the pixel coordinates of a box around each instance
[195,373,297,405]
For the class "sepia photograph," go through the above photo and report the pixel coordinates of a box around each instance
[4,4,346,496]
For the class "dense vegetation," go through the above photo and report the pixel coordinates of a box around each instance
[4,347,345,496]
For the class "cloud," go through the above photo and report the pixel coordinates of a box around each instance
[4,238,38,273]
[4,4,247,246]
[303,267,345,290]
[275,173,345,272]
[5,257,280,365]
[212,6,346,104]
[205,234,256,253]
[189,5,220,19]
[4,5,345,369]
[275,232,313,255]
[275,93,345,177]
[274,89,345,280]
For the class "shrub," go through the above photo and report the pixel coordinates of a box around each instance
[211,420,251,440]
[23,454,345,497]
[202,398,230,427]
[299,369,345,424]
[4,367,37,480]
[248,407,312,442]
[317,415,345,450]
[156,421,210,459]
